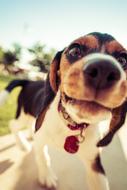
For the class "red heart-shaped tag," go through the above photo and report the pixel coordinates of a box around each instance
[64,136,79,153]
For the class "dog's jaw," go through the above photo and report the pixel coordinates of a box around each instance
[58,91,112,125]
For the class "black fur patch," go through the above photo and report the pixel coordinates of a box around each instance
[88,32,115,45]
[97,101,127,147]
[16,80,45,118]
[92,155,105,175]
[6,79,29,92]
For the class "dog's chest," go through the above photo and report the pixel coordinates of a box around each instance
[40,102,101,156]
[37,91,111,157]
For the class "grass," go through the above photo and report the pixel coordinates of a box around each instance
[0,74,20,136]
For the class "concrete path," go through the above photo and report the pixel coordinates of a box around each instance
[0,127,127,190]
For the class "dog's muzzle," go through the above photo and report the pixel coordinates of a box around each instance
[83,53,121,89]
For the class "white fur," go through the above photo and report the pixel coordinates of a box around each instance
[63,101,111,124]
[0,89,34,151]
[33,91,110,190]
[9,110,35,151]
[0,90,9,106]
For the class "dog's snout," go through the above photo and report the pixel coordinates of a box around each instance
[83,54,121,89]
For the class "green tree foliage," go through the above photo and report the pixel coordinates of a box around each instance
[1,43,22,73]
[0,47,4,63]
[0,41,56,74]
[28,42,56,72]
[3,51,18,65]
[2,51,18,73]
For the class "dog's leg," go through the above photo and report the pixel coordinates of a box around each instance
[33,131,57,189]
[27,118,36,140]
[79,153,109,190]
[9,119,32,151]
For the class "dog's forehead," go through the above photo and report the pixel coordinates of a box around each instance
[70,35,99,48]
[105,40,126,53]
[65,32,125,53]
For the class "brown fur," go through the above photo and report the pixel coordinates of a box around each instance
[60,37,127,109]
[71,35,99,49]
[35,106,49,132]
[49,50,64,93]
[106,40,126,54]
[39,32,127,144]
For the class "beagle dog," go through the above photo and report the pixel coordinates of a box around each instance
[34,32,127,190]
[0,79,45,150]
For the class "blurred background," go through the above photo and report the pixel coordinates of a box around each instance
[0,1,127,189]
[0,0,127,135]
[0,0,127,134]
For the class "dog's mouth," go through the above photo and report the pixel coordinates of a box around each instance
[62,92,112,112]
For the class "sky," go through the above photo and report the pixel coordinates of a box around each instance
[0,0,127,52]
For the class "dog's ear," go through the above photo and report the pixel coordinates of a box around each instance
[35,106,49,132]
[97,101,127,147]
[35,75,55,132]
[49,50,64,93]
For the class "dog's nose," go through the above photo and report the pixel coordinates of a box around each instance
[83,54,121,89]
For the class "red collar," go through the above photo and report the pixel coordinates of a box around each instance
[67,123,88,130]
[58,100,89,154]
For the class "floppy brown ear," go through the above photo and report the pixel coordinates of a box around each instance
[35,106,49,132]
[49,50,64,93]
[35,74,56,132]
[97,101,127,147]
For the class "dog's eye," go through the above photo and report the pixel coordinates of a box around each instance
[67,44,82,61]
[117,52,127,69]
[69,47,81,57]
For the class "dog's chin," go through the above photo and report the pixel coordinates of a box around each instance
[62,93,112,124]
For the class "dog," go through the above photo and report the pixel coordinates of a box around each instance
[33,32,127,190]
[0,79,46,150]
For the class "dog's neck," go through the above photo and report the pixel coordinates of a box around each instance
[41,90,111,154]
[45,91,110,137]
[60,91,110,135]
[58,99,89,131]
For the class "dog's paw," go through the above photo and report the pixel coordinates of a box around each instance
[38,170,58,189]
